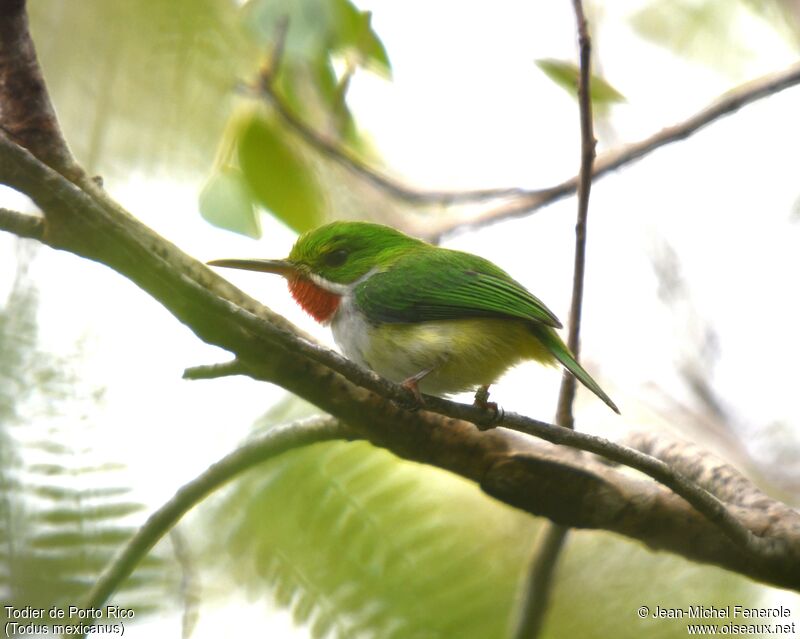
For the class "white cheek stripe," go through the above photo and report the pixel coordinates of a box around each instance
[307,272,349,295]
[307,268,378,296]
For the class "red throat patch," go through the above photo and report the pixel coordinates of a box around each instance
[288,277,341,324]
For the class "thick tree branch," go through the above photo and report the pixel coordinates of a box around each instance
[0,0,83,181]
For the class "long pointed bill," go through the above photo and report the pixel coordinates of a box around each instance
[207,258,297,278]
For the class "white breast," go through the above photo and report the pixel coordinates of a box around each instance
[330,294,455,388]
[330,295,374,370]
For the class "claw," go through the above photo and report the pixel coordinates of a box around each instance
[399,367,433,410]
[401,377,424,409]
[473,385,502,430]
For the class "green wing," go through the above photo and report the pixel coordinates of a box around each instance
[532,325,620,413]
[354,248,563,328]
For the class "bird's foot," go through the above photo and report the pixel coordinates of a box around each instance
[399,377,425,411]
[397,367,435,411]
[472,385,503,430]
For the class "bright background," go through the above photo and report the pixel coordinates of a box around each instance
[1,1,799,637]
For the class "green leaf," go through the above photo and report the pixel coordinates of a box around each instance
[536,58,626,108]
[237,116,324,233]
[243,0,391,77]
[331,0,392,77]
[199,168,262,239]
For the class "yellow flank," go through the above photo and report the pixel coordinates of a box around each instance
[362,317,555,396]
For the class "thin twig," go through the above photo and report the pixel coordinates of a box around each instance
[258,15,289,86]
[556,0,595,430]
[623,431,780,510]
[183,359,247,380]
[78,416,350,638]
[252,51,800,238]
[516,4,595,636]
[426,61,800,239]
[486,407,778,556]
[252,25,526,206]
[0,207,44,239]
[258,81,532,206]
[512,524,570,638]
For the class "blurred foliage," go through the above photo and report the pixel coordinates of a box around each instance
[188,396,759,639]
[743,0,800,42]
[202,0,393,237]
[238,112,325,233]
[244,0,389,132]
[29,0,395,237]
[0,243,175,624]
[200,108,327,237]
[631,0,800,75]
[28,0,255,177]
[200,166,264,239]
[202,439,536,638]
[535,58,626,113]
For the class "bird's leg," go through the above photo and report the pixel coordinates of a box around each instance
[400,367,433,409]
[474,384,492,407]
[473,384,502,428]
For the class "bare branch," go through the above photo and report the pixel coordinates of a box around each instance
[257,81,532,206]
[518,4,596,636]
[556,0,596,430]
[248,50,800,241]
[0,206,44,239]
[427,61,800,239]
[512,524,569,639]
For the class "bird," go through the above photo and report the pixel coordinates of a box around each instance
[209,221,618,413]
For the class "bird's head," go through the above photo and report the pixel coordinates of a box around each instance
[209,221,424,323]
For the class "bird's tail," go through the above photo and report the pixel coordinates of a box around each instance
[532,326,620,414]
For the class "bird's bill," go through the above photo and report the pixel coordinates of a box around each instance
[207,258,297,278]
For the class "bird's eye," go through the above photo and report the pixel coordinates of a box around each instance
[324,249,348,267]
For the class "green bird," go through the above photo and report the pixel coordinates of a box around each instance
[209,221,618,413]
